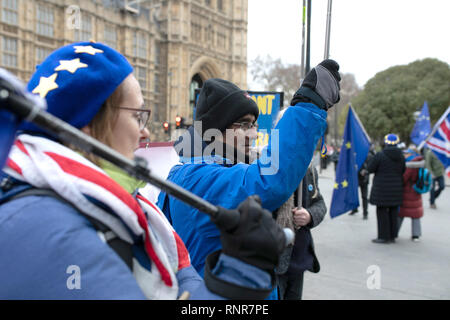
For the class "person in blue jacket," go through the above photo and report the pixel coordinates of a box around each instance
[158,60,342,281]
[0,42,286,299]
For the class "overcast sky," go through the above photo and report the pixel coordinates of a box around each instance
[247,0,450,89]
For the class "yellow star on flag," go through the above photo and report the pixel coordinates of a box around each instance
[334,182,339,189]
[341,180,348,188]
[32,73,58,98]
[346,141,352,149]
[54,58,88,74]
[74,45,103,55]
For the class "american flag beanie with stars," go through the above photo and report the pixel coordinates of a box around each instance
[20,41,133,134]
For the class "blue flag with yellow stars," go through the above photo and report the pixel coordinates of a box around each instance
[330,106,370,218]
[410,101,431,146]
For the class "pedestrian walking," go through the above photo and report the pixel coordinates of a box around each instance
[330,147,340,173]
[0,42,285,299]
[368,134,406,244]
[424,147,446,209]
[349,146,375,219]
[398,148,424,242]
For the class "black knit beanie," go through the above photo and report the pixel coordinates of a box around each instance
[195,78,259,134]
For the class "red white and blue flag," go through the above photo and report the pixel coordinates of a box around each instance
[420,106,450,178]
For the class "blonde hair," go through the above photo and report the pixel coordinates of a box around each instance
[69,81,125,165]
[87,86,123,146]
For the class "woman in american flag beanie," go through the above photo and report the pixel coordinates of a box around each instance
[0,42,282,299]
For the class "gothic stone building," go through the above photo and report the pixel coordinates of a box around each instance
[0,0,249,141]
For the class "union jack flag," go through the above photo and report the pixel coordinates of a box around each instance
[421,106,450,178]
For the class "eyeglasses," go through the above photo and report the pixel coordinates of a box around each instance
[119,107,151,130]
[232,121,259,131]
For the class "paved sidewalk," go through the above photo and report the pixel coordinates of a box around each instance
[302,165,450,300]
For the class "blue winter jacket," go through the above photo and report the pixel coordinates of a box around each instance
[0,181,272,299]
[157,103,327,275]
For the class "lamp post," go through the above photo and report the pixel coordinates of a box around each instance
[305,0,311,74]
[323,0,337,148]
[324,0,333,60]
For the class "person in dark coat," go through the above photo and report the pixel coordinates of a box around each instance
[398,148,424,242]
[330,148,340,173]
[271,108,326,300]
[368,134,406,244]
[275,164,326,300]
[350,146,375,219]
[424,147,446,209]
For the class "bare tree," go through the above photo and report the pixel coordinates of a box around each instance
[249,55,301,108]
[330,73,362,146]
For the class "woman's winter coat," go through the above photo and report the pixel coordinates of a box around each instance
[368,145,406,207]
[399,156,424,219]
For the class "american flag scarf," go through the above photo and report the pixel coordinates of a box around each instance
[4,134,191,299]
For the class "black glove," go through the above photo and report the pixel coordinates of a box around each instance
[291,59,341,110]
[211,195,286,272]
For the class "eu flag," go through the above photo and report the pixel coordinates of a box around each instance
[330,106,370,218]
[410,102,431,146]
